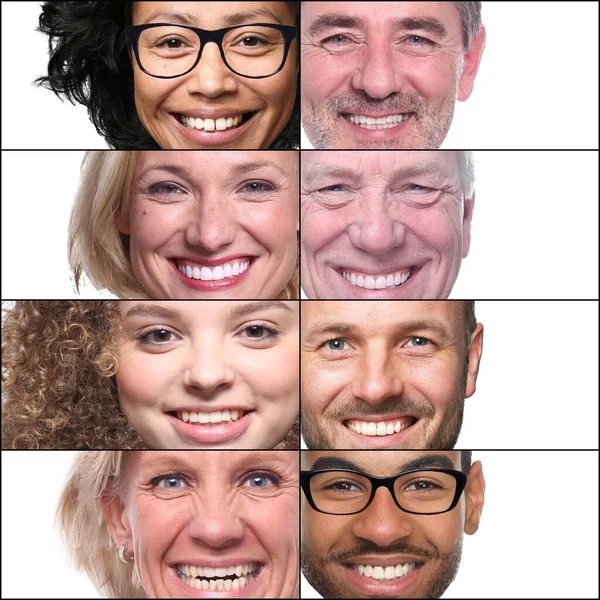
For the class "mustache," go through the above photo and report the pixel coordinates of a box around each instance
[326,396,435,420]
[328,90,428,117]
[328,541,437,563]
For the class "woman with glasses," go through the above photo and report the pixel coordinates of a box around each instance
[36,1,299,149]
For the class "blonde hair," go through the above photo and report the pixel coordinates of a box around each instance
[69,151,299,299]
[57,451,145,598]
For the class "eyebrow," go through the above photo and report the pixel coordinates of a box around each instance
[124,303,181,320]
[143,9,285,27]
[137,164,193,181]
[308,454,457,475]
[229,160,289,178]
[227,301,294,319]
[303,317,454,344]
[308,13,447,39]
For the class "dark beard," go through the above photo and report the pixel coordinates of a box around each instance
[301,537,463,599]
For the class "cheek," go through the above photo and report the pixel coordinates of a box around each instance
[403,55,460,99]
[421,516,462,554]
[117,352,177,407]
[302,209,346,255]
[237,347,298,400]
[305,513,344,554]
[241,204,296,252]
[302,359,347,411]
[409,210,461,255]
[134,71,179,111]
[408,359,461,407]
[130,206,184,250]
[301,51,348,101]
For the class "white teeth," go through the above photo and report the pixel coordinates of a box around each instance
[346,419,412,437]
[342,269,411,289]
[346,113,407,129]
[180,114,244,131]
[178,260,250,281]
[178,409,244,424]
[355,562,417,579]
[178,563,256,591]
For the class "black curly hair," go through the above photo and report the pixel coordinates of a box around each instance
[36,1,299,149]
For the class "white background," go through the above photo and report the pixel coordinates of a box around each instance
[300,450,599,599]
[301,300,600,450]
[2,2,598,150]
[301,1,600,150]
[1,450,598,598]
[3,150,596,299]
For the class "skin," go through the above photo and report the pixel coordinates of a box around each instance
[118,151,298,299]
[301,151,474,299]
[301,450,485,598]
[301,301,483,449]
[116,301,299,449]
[103,451,299,598]
[131,2,298,149]
[300,2,486,149]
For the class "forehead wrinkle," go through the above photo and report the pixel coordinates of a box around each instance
[307,13,364,37]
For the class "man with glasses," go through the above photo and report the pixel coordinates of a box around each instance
[301,450,485,598]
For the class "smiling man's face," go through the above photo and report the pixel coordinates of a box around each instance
[300,1,485,149]
[301,301,483,449]
[301,450,485,598]
[301,151,474,299]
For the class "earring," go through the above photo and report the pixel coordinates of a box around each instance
[118,544,134,564]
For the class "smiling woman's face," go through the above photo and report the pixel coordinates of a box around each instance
[119,150,298,299]
[116,300,299,448]
[104,450,299,598]
[130,1,298,149]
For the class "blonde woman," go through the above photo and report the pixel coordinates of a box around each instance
[57,450,300,598]
[1,300,299,450]
[69,151,299,298]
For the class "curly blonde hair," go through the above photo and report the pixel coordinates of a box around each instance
[1,301,299,450]
[68,151,299,298]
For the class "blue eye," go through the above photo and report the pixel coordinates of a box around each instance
[326,338,347,351]
[244,471,280,489]
[240,181,275,193]
[149,183,184,195]
[151,474,187,489]
[321,184,346,192]
[408,336,430,347]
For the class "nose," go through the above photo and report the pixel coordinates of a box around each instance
[186,42,238,98]
[351,40,399,99]
[352,487,413,547]
[185,196,237,253]
[187,493,245,549]
[183,339,235,397]
[348,198,407,256]
[351,345,403,405]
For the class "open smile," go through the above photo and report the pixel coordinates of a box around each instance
[171,257,255,291]
[342,415,420,446]
[339,267,413,290]
[174,562,263,595]
[167,410,253,444]
[171,111,259,146]
[177,112,257,132]
[342,559,425,596]
[342,112,413,130]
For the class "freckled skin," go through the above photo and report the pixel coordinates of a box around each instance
[301,450,486,599]
[119,151,298,299]
[300,2,486,149]
[300,301,484,449]
[103,451,300,598]
[301,151,473,300]
[132,2,298,149]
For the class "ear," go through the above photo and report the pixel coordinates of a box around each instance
[464,322,483,398]
[101,494,133,550]
[458,26,486,102]
[116,207,130,235]
[464,460,485,535]
[462,192,475,258]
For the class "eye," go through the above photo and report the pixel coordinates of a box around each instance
[320,184,347,192]
[325,338,347,351]
[148,182,185,196]
[405,479,442,492]
[407,336,431,347]
[406,183,432,192]
[150,473,188,490]
[137,327,179,346]
[406,35,434,46]
[239,181,276,194]
[240,323,279,340]
[243,471,280,489]
[328,480,363,493]
[322,33,352,48]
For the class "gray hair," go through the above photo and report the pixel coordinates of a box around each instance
[455,1,483,50]
[459,151,476,200]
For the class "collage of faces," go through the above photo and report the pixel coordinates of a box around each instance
[1,2,599,600]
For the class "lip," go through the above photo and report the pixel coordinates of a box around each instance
[340,112,413,139]
[335,266,419,297]
[341,560,425,596]
[169,563,263,598]
[168,411,253,445]
[341,417,421,448]
[171,258,254,292]
[170,111,258,147]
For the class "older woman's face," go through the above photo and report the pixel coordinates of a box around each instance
[119,151,298,299]
[116,301,299,449]
[108,451,299,598]
[130,2,298,149]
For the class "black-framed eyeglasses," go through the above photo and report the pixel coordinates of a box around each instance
[301,468,467,516]
[127,22,297,79]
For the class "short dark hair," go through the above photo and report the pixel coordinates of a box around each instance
[36,1,299,149]
[461,450,472,475]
